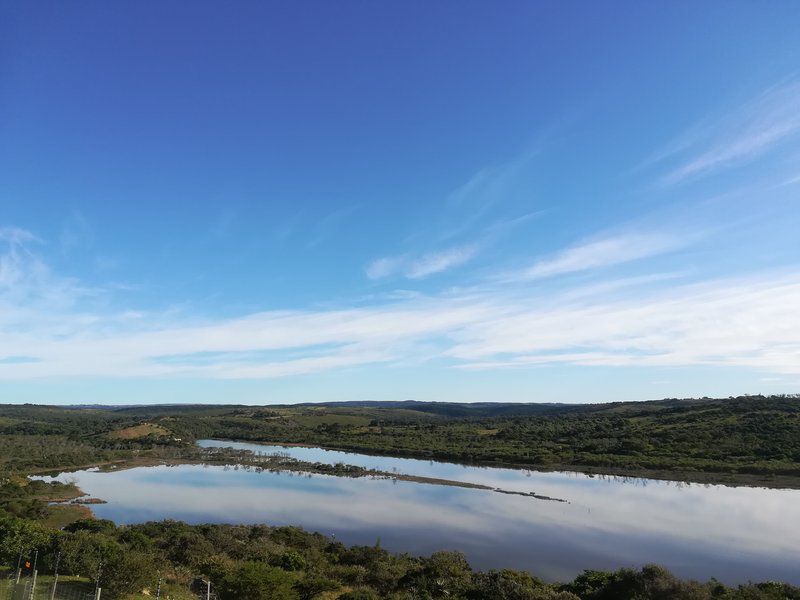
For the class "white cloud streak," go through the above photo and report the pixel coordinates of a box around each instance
[2,227,800,381]
[365,255,407,280]
[405,245,480,279]
[366,244,479,280]
[653,79,800,184]
[449,274,800,374]
[519,233,688,280]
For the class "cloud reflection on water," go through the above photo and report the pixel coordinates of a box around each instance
[38,443,800,585]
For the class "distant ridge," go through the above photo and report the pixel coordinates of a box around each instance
[5,395,797,419]
[102,395,799,419]
[287,399,572,417]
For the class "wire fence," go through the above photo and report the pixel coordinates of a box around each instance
[2,544,220,600]
[1,573,98,600]
[1,567,220,600]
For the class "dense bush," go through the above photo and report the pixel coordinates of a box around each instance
[160,395,800,481]
[216,561,297,600]
[3,514,799,600]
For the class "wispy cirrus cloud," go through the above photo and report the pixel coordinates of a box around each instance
[367,130,550,285]
[0,227,39,245]
[0,226,81,307]
[4,267,800,380]
[650,79,800,185]
[0,227,142,344]
[3,225,800,382]
[406,245,480,279]
[448,273,800,375]
[512,231,690,281]
[366,243,480,281]
[368,211,543,282]
[437,152,537,242]
[365,255,407,280]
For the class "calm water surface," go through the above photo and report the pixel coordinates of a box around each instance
[37,439,800,585]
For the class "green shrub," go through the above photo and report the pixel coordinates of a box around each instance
[216,561,298,600]
[338,589,380,600]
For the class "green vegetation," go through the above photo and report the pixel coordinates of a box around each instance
[1,395,799,496]
[158,395,800,485]
[0,396,799,598]
[1,516,798,600]
[0,405,184,475]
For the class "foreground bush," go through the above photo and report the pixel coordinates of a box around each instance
[1,516,799,599]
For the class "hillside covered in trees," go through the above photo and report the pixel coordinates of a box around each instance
[0,395,799,486]
[0,396,799,598]
[145,395,800,485]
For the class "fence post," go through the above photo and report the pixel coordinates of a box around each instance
[27,550,38,600]
[15,549,23,584]
[49,552,61,600]
[93,561,103,600]
[27,570,36,600]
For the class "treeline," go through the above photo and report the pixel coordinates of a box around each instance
[0,406,186,476]
[1,516,798,600]
[156,395,800,482]
[1,395,799,483]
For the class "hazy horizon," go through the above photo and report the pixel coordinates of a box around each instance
[3,393,799,408]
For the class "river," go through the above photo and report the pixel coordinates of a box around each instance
[35,439,800,585]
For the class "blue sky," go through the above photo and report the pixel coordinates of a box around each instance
[1,1,799,405]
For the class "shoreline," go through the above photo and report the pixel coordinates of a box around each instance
[28,438,800,528]
[201,437,800,490]
[32,452,571,507]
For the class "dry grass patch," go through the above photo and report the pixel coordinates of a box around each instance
[109,422,170,440]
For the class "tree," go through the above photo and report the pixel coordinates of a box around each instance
[293,575,339,599]
[217,562,298,600]
[100,549,158,600]
[274,550,306,571]
[469,569,551,600]
[338,590,379,600]
[0,516,53,563]
[60,530,118,579]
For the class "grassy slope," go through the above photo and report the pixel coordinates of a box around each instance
[108,422,171,440]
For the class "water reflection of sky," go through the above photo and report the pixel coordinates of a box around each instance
[36,442,800,586]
